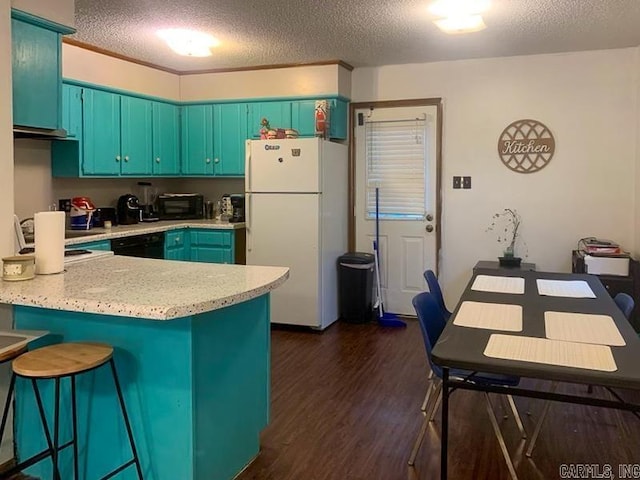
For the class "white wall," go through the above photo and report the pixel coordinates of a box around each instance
[635,48,640,260]
[62,44,180,100]
[352,49,638,305]
[180,64,348,101]
[11,0,74,27]
[0,0,14,464]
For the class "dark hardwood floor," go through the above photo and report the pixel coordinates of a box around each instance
[238,319,640,480]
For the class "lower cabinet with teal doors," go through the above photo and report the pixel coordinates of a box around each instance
[72,240,112,251]
[165,229,188,261]
[189,229,235,264]
[164,228,240,264]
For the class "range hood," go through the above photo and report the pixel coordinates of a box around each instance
[13,125,67,139]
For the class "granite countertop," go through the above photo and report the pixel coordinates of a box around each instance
[0,256,288,320]
[63,220,245,246]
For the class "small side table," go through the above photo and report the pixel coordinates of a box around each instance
[473,260,536,272]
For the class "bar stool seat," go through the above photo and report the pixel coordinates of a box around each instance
[13,342,112,378]
[9,342,143,480]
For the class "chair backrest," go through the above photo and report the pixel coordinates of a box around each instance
[412,292,448,379]
[423,270,451,320]
[614,292,635,320]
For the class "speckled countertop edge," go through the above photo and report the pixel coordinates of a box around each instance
[64,220,245,246]
[0,256,288,321]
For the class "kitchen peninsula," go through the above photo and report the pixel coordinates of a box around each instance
[0,255,289,480]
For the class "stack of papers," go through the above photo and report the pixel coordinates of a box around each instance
[536,279,596,298]
[483,334,617,372]
[471,275,525,294]
[453,301,523,331]
[544,311,625,346]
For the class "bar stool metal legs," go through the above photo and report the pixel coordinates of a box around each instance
[10,342,144,480]
[107,358,144,480]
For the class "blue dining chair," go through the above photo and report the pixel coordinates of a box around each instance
[423,270,452,320]
[409,292,525,479]
[614,292,634,320]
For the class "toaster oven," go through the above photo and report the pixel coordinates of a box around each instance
[156,193,204,220]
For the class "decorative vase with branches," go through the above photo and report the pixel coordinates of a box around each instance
[486,208,522,260]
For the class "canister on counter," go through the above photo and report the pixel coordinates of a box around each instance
[2,255,36,281]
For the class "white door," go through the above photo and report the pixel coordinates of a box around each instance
[246,192,321,327]
[354,105,439,315]
[246,138,320,193]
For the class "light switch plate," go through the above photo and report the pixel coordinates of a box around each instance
[453,176,461,189]
[462,176,472,189]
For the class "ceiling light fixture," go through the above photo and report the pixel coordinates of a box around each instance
[428,0,491,17]
[433,14,487,34]
[157,28,220,57]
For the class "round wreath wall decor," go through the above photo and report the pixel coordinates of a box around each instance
[497,119,555,174]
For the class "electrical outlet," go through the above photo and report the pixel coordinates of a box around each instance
[58,198,71,212]
[453,176,461,189]
[462,176,472,189]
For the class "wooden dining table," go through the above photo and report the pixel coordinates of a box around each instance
[431,268,640,479]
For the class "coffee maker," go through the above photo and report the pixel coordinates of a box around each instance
[117,194,141,225]
[229,194,245,223]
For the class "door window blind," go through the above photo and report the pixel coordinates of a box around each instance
[365,118,427,220]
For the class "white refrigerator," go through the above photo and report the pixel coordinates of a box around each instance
[245,137,348,329]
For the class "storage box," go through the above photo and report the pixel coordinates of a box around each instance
[584,255,629,276]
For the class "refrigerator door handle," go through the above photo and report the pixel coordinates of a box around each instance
[245,139,252,193]
[246,192,252,252]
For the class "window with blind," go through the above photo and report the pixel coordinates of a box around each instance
[365,118,428,220]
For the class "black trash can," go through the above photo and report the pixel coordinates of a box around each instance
[337,252,375,323]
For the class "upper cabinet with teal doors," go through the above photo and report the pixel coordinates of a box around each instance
[81,89,154,176]
[11,10,74,130]
[53,86,180,177]
[152,102,180,175]
[182,104,246,176]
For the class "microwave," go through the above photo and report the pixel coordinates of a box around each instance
[156,193,204,220]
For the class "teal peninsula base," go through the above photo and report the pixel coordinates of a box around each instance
[13,294,271,480]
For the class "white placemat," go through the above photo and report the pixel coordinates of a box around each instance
[471,275,525,294]
[453,301,523,331]
[484,334,617,372]
[544,311,625,346]
[536,279,596,298]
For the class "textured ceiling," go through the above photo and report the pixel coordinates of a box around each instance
[71,0,640,72]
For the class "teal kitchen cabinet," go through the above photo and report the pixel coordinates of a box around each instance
[248,101,292,138]
[182,104,246,176]
[120,96,153,176]
[53,87,155,177]
[72,240,111,251]
[82,89,122,175]
[61,84,82,139]
[152,102,180,175]
[291,98,348,140]
[181,105,214,175]
[164,229,188,260]
[213,103,248,176]
[328,99,348,140]
[189,229,234,264]
[11,11,73,130]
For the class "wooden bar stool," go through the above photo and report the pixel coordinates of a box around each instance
[11,342,143,480]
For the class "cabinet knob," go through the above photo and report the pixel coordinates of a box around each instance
[214,158,220,164]
[115,155,121,162]
[206,158,211,164]
[124,156,129,162]
[175,237,180,243]
[156,157,161,163]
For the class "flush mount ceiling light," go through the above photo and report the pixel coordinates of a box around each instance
[428,0,491,17]
[433,14,487,34]
[157,28,220,57]
[428,0,490,34]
